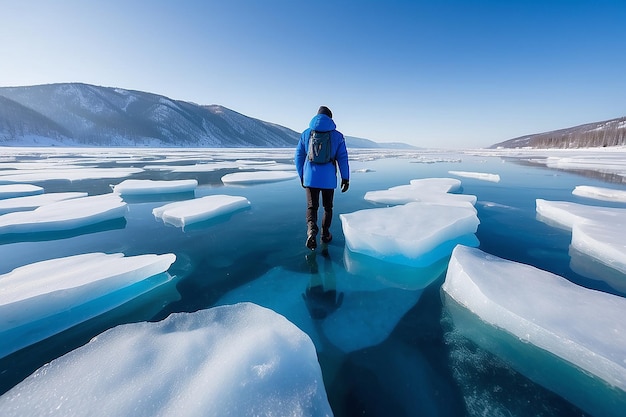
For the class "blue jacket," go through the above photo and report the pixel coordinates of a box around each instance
[295,114,350,189]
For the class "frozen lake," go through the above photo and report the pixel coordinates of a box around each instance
[1,146,626,416]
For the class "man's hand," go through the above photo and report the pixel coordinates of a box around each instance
[341,179,349,193]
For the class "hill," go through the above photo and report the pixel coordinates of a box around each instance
[0,83,299,147]
[491,116,626,149]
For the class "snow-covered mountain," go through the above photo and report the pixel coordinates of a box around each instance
[0,83,300,147]
[491,116,626,149]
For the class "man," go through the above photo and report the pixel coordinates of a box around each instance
[295,106,350,250]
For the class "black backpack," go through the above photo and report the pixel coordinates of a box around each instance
[307,130,333,164]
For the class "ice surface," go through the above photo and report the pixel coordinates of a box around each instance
[0,184,44,199]
[537,198,626,285]
[0,252,176,358]
[153,194,250,228]
[0,303,332,417]
[0,167,143,183]
[535,199,626,230]
[572,185,626,203]
[442,245,626,415]
[448,170,501,182]
[364,178,476,206]
[0,192,87,215]
[216,252,432,353]
[112,179,198,195]
[221,171,298,184]
[340,202,479,266]
[0,194,127,235]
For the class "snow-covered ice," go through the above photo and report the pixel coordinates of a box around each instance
[0,192,87,215]
[221,171,298,184]
[0,303,332,417]
[0,184,44,199]
[448,170,501,182]
[0,194,127,235]
[153,194,250,228]
[0,252,176,358]
[340,202,479,266]
[364,178,476,206]
[0,167,143,183]
[112,179,198,195]
[572,185,626,203]
[442,245,626,417]
[536,199,626,230]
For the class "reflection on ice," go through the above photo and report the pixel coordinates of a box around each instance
[152,194,250,228]
[216,247,427,354]
[0,194,127,235]
[442,245,626,417]
[0,252,176,358]
[0,303,332,417]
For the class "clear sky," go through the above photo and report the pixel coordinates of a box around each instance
[1,0,625,148]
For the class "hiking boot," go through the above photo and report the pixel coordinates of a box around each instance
[306,234,317,250]
[321,232,333,244]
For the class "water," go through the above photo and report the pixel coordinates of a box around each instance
[1,148,625,416]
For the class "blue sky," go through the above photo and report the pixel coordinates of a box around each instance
[1,0,625,148]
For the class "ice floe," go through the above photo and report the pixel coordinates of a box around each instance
[0,194,127,235]
[0,252,176,358]
[340,202,479,266]
[221,171,298,184]
[442,245,626,417]
[0,303,332,417]
[448,170,501,183]
[112,179,198,195]
[536,199,626,280]
[153,195,250,228]
[535,199,626,230]
[0,167,143,183]
[0,184,44,199]
[364,178,476,206]
[572,185,626,203]
[0,192,88,215]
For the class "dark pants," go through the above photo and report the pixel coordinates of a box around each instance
[305,187,334,238]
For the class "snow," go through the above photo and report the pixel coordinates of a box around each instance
[340,202,480,267]
[0,303,332,417]
[221,170,298,184]
[0,192,88,215]
[0,167,143,183]
[111,179,198,195]
[448,170,501,182]
[0,184,44,199]
[0,194,127,235]
[0,252,176,358]
[364,178,476,206]
[572,185,626,203]
[442,245,626,415]
[153,195,250,228]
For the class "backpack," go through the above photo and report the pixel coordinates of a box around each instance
[307,130,333,164]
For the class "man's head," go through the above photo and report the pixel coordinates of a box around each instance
[317,106,333,119]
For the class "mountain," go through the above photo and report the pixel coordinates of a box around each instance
[491,116,626,149]
[345,136,418,149]
[0,83,300,147]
